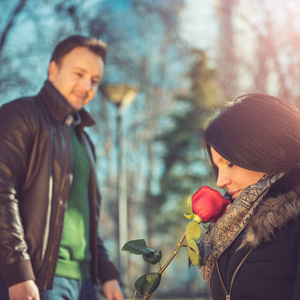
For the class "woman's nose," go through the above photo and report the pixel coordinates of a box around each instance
[216,171,231,189]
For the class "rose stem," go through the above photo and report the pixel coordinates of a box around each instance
[142,232,186,300]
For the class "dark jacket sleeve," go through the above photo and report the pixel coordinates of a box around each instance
[82,131,120,284]
[0,101,36,286]
[293,217,300,299]
[97,234,120,284]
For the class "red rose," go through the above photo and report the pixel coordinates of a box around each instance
[191,186,231,223]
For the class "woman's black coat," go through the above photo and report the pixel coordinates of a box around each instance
[209,168,300,300]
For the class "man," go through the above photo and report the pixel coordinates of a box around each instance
[0,35,123,300]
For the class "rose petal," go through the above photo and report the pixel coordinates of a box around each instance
[191,186,230,223]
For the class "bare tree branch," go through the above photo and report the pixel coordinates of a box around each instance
[0,0,27,57]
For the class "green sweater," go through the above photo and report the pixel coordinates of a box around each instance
[55,127,91,280]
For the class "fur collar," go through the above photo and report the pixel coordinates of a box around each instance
[241,169,300,249]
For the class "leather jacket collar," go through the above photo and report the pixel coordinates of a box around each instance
[39,80,95,128]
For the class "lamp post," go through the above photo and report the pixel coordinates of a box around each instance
[101,84,139,277]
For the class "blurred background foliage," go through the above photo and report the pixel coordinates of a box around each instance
[1,0,300,299]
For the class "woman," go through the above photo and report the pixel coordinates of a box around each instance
[199,93,300,299]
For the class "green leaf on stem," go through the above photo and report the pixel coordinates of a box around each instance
[186,195,192,214]
[183,213,194,220]
[135,273,162,296]
[122,239,156,255]
[185,221,201,242]
[143,251,162,264]
[187,239,200,266]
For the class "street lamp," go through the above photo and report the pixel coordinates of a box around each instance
[101,83,139,277]
[102,84,139,107]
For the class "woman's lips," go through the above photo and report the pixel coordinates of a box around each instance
[229,191,240,200]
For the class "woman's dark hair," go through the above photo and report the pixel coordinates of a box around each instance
[50,35,107,65]
[204,93,300,175]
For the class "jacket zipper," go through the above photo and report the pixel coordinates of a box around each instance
[216,246,254,300]
[81,133,100,284]
[42,127,73,290]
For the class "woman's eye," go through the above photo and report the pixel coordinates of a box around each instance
[227,163,234,168]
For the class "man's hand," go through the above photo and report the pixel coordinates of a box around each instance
[102,279,123,300]
[9,280,40,300]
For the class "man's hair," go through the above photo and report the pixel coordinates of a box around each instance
[50,35,107,65]
[204,93,300,175]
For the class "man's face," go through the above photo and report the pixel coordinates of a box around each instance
[48,47,104,111]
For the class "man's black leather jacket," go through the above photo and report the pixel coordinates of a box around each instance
[0,81,119,290]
